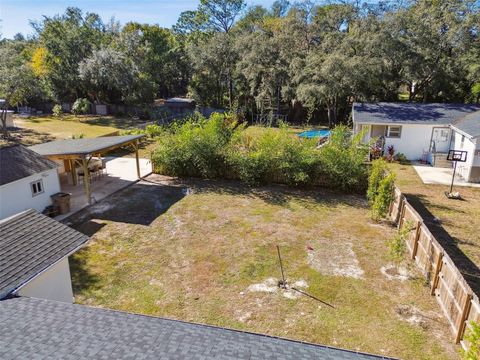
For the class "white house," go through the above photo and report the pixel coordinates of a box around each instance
[353,102,480,165]
[0,144,61,219]
[0,209,89,302]
[450,110,480,183]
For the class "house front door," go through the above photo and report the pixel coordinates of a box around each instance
[431,127,451,153]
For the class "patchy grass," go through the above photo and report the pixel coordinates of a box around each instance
[13,114,143,139]
[70,175,457,359]
[0,127,56,147]
[389,163,480,292]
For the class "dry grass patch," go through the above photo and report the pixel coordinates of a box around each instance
[390,163,480,293]
[70,175,458,359]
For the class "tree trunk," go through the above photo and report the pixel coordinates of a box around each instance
[1,107,9,139]
[228,75,233,109]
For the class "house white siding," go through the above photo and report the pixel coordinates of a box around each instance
[0,168,61,219]
[452,131,480,182]
[356,123,451,160]
[17,257,74,303]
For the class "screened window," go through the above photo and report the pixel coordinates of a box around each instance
[31,179,44,196]
[386,126,402,138]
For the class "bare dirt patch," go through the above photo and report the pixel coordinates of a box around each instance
[380,264,413,281]
[247,278,309,300]
[307,241,364,279]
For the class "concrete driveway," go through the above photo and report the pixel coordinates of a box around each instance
[413,164,480,188]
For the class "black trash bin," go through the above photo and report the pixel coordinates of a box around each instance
[51,192,71,215]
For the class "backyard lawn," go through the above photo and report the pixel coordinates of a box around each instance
[390,163,480,293]
[69,175,457,359]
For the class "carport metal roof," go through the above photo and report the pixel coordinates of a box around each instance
[29,134,145,157]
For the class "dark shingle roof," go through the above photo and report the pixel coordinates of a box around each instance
[0,144,58,185]
[353,102,480,125]
[451,110,480,138]
[0,209,89,299]
[29,135,145,157]
[0,297,394,360]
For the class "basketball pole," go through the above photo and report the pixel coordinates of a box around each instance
[450,161,457,194]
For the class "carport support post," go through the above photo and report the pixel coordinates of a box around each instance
[134,140,141,179]
[81,156,92,205]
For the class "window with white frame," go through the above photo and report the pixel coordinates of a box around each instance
[386,125,402,138]
[30,179,44,196]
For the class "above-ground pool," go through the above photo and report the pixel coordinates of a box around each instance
[297,129,331,138]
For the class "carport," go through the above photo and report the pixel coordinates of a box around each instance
[29,135,145,205]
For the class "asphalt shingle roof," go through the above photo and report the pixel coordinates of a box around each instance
[0,297,394,360]
[451,110,480,138]
[353,102,480,125]
[0,209,89,299]
[29,135,145,157]
[0,144,58,186]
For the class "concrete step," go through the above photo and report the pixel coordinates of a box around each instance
[433,153,452,168]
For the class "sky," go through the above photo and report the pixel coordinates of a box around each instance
[0,0,277,39]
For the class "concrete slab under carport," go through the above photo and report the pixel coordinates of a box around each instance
[413,163,480,188]
[55,156,152,221]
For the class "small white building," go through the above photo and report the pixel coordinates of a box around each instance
[353,102,480,164]
[450,111,480,183]
[0,144,61,219]
[0,209,89,302]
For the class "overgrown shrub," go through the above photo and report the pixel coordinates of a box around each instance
[463,321,480,360]
[371,172,395,221]
[152,113,240,178]
[367,159,389,203]
[52,104,63,117]
[227,124,319,185]
[151,115,369,192]
[72,98,90,115]
[368,159,396,221]
[318,125,369,192]
[388,221,413,261]
[145,124,163,138]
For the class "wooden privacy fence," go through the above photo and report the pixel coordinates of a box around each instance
[389,186,478,349]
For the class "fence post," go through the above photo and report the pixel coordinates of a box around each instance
[388,187,395,218]
[398,197,406,228]
[430,252,443,296]
[411,221,422,260]
[456,293,473,344]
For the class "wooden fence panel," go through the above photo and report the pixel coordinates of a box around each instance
[389,187,403,222]
[414,225,442,284]
[434,255,473,341]
[400,203,422,257]
[390,186,475,347]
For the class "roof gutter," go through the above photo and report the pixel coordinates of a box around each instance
[449,124,475,140]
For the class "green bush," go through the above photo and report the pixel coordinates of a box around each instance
[72,98,90,115]
[52,104,63,117]
[368,159,396,221]
[388,220,413,261]
[145,124,163,138]
[371,172,396,221]
[151,115,369,192]
[463,321,480,360]
[152,113,240,178]
[318,125,369,192]
[227,124,319,185]
[368,159,389,203]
